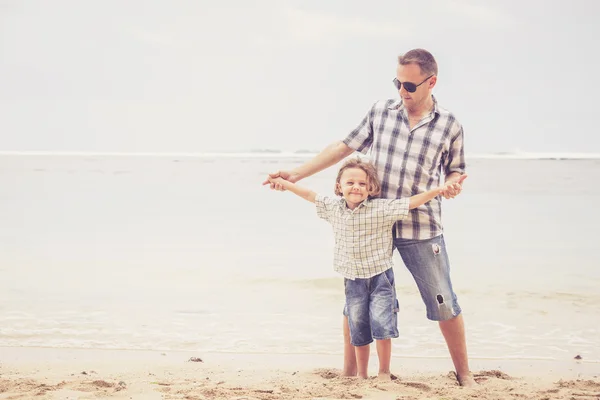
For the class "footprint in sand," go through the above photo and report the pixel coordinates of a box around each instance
[469,369,513,383]
[556,379,600,390]
[399,381,432,392]
[314,368,340,379]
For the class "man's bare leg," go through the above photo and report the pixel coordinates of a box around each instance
[375,338,392,380]
[355,343,370,379]
[439,314,476,386]
[342,316,357,376]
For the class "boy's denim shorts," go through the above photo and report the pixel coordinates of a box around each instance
[393,234,461,321]
[343,268,399,347]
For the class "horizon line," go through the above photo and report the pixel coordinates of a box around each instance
[0,150,599,160]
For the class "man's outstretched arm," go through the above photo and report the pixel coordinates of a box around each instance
[262,141,354,189]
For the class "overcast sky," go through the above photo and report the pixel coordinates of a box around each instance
[1,0,599,154]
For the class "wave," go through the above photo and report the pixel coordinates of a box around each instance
[468,152,600,160]
[0,151,314,158]
[1,150,599,160]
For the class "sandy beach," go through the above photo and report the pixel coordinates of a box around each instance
[1,347,599,400]
[2,157,600,399]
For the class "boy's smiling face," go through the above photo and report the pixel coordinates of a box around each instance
[337,167,369,209]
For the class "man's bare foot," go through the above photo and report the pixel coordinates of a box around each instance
[341,370,357,377]
[376,372,398,381]
[457,372,477,387]
[377,372,390,381]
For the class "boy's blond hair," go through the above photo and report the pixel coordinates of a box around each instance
[334,158,382,198]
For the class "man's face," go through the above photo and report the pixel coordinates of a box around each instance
[395,63,436,111]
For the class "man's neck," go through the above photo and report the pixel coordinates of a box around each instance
[406,95,434,117]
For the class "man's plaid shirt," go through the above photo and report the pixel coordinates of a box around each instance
[343,96,466,240]
[315,195,409,279]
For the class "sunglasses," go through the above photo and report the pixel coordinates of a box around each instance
[392,75,433,93]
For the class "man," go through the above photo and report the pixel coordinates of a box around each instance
[263,48,475,386]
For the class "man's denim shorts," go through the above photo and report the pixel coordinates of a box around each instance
[393,234,461,321]
[343,268,399,347]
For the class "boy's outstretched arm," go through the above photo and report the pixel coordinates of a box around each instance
[408,187,443,209]
[409,175,468,209]
[268,177,317,203]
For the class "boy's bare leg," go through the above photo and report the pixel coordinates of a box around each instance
[375,338,392,379]
[354,343,370,379]
[439,314,476,386]
[342,316,357,376]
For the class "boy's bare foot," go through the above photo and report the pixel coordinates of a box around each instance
[457,372,477,387]
[341,370,357,377]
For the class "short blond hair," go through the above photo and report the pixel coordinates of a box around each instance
[398,48,438,76]
[334,158,381,198]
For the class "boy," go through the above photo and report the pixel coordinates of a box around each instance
[268,157,467,378]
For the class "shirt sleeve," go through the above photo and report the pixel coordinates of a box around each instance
[315,195,337,223]
[342,102,377,155]
[444,121,466,176]
[381,198,410,223]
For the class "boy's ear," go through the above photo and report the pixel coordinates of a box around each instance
[368,182,381,197]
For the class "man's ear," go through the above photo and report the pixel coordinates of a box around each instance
[429,75,437,89]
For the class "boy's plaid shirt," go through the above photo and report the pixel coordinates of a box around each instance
[315,195,409,279]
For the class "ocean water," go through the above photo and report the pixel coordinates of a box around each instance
[1,154,599,363]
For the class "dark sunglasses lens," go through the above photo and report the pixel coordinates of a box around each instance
[404,82,417,93]
[393,79,417,93]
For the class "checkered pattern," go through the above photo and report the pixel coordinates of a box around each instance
[343,96,465,240]
[315,195,409,279]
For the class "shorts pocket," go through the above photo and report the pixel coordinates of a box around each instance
[381,268,395,290]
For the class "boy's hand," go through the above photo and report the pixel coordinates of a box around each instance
[267,176,289,191]
[441,174,467,199]
[268,176,284,185]
[262,170,300,191]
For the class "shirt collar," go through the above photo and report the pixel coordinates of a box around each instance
[338,197,371,211]
[387,95,440,116]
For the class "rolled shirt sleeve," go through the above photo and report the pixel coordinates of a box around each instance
[382,198,410,223]
[315,195,338,223]
[444,122,466,176]
[342,102,377,154]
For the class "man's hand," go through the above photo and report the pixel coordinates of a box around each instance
[268,176,284,186]
[441,174,467,199]
[262,170,300,191]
